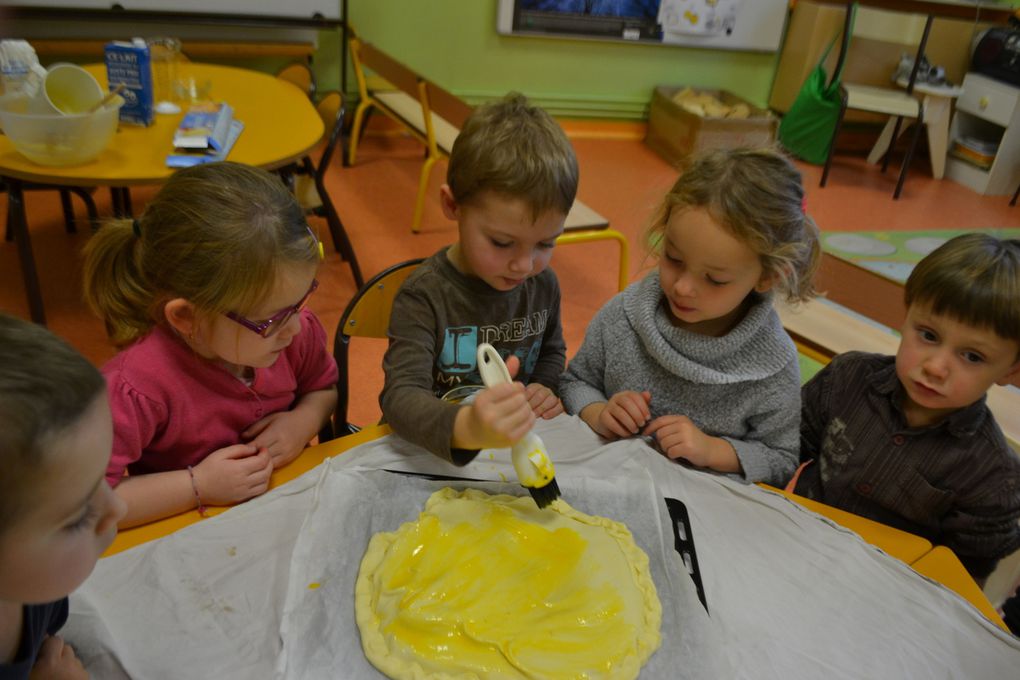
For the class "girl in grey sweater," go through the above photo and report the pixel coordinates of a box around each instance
[561,149,820,485]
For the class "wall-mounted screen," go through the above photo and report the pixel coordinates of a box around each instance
[496,0,789,53]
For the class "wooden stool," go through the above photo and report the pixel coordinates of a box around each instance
[868,79,963,180]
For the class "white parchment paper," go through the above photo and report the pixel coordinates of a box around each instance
[276,470,730,679]
[64,416,1020,679]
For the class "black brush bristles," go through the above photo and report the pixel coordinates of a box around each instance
[526,477,561,509]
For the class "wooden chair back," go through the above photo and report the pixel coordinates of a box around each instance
[357,40,422,99]
[425,80,474,131]
[315,90,344,170]
[292,91,344,209]
[328,258,425,438]
[828,1,933,96]
[276,61,315,100]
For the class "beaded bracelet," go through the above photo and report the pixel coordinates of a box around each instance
[187,465,208,517]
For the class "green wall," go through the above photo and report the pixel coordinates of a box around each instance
[334,0,782,119]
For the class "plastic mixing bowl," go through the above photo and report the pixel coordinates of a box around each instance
[0,95,124,166]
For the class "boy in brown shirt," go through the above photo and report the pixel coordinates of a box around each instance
[795,234,1020,580]
[381,93,576,463]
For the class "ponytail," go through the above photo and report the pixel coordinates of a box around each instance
[82,163,317,348]
[82,218,157,347]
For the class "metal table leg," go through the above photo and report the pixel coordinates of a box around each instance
[5,178,46,325]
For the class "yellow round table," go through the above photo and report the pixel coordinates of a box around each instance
[1,63,324,323]
[1,62,322,185]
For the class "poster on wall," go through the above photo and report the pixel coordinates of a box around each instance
[496,0,789,52]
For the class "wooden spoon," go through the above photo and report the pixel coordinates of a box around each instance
[87,83,126,114]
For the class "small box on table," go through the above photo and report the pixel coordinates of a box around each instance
[645,85,777,167]
[167,102,243,168]
[104,39,154,127]
[173,102,234,152]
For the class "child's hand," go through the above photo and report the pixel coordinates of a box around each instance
[525,382,564,419]
[596,390,652,438]
[29,635,87,680]
[643,415,740,473]
[456,382,535,450]
[243,411,313,467]
[193,444,273,505]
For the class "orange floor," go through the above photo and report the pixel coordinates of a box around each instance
[2,124,1017,427]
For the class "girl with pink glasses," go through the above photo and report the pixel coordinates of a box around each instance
[83,162,337,527]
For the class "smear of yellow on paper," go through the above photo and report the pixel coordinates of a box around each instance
[376,503,630,676]
[308,582,322,590]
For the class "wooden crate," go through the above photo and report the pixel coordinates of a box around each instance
[645,85,777,167]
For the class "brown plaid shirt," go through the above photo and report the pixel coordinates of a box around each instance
[795,352,1020,579]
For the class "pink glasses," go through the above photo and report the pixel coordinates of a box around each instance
[225,279,319,338]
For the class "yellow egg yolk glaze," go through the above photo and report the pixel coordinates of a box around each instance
[355,488,662,680]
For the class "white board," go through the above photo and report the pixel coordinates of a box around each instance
[8,0,341,22]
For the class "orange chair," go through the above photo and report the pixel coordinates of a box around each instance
[276,61,316,101]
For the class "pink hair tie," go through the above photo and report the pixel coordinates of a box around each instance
[801,196,808,214]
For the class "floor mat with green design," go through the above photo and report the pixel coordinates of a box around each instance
[823,228,1020,283]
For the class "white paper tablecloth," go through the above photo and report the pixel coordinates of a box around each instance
[276,471,728,679]
[65,416,1020,679]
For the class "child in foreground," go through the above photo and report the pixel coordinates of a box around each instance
[561,148,820,485]
[82,162,338,528]
[0,314,127,679]
[795,234,1020,580]
[380,92,576,463]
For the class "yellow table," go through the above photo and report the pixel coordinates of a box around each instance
[1,62,323,324]
[911,546,1008,632]
[760,485,934,565]
[104,424,391,557]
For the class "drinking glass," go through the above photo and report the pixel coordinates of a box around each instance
[147,37,182,114]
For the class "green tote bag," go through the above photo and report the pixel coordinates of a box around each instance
[778,3,857,165]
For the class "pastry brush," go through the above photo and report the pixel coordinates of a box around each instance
[476,343,561,509]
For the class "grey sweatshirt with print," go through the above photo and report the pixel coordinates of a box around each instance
[381,248,565,464]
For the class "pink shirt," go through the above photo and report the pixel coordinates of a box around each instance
[103,309,338,486]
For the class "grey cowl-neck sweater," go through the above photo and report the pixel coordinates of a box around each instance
[561,270,800,485]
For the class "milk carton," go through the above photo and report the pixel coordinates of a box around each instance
[104,39,154,126]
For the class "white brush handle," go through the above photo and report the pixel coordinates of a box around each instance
[477,342,512,388]
[474,343,556,488]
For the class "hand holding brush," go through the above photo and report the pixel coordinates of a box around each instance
[476,343,562,509]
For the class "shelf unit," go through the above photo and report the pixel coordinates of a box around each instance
[946,72,1020,196]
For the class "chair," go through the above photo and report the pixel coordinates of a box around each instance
[276,61,316,101]
[346,31,466,233]
[280,90,364,289]
[865,79,962,181]
[820,1,932,199]
[320,258,425,441]
[558,204,631,293]
[347,33,629,288]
